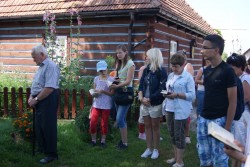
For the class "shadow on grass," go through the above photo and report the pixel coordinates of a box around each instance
[0,118,200,167]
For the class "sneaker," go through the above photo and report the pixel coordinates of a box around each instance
[117,143,128,150]
[138,133,146,140]
[160,137,163,141]
[141,148,152,158]
[172,162,184,167]
[116,140,123,148]
[39,156,58,164]
[185,136,191,144]
[116,141,128,150]
[101,142,107,148]
[166,158,176,164]
[91,141,96,146]
[151,149,159,159]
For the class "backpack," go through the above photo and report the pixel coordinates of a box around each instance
[234,76,245,120]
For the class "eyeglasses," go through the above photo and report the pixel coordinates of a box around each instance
[201,47,215,50]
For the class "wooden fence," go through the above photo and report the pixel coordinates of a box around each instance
[0,87,93,119]
[0,87,140,120]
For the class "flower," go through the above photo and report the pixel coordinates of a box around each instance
[77,16,82,26]
[43,11,51,21]
[13,109,33,140]
[68,8,76,16]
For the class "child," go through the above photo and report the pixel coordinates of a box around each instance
[89,61,114,147]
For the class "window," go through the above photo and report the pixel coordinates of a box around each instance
[170,41,177,56]
[46,36,67,65]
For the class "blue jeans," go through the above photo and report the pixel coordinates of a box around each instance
[115,104,130,128]
[197,116,228,167]
[196,90,205,115]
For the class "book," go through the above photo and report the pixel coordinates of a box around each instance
[107,81,113,87]
[161,90,172,95]
[89,89,98,96]
[208,122,243,152]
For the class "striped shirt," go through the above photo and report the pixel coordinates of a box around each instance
[31,58,60,96]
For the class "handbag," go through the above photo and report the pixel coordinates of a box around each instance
[114,87,134,105]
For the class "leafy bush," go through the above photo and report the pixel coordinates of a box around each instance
[0,66,31,89]
[74,106,115,142]
[12,109,33,140]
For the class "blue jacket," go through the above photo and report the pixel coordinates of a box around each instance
[138,66,168,106]
[163,70,196,120]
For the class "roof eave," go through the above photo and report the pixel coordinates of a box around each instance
[0,8,160,22]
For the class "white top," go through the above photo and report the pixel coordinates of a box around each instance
[240,110,250,167]
[240,72,250,112]
[92,76,113,109]
[164,74,179,112]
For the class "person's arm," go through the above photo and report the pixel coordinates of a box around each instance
[224,140,247,163]
[195,68,203,85]
[112,65,135,88]
[225,86,237,131]
[98,89,114,96]
[242,80,250,103]
[138,66,146,81]
[185,63,194,76]
[28,87,54,107]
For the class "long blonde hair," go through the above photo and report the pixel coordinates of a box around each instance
[146,48,163,72]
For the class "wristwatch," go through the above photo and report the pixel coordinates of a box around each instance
[35,97,40,102]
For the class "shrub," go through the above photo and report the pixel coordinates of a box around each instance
[12,109,33,140]
[74,106,115,142]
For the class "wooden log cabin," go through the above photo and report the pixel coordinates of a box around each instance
[0,0,214,81]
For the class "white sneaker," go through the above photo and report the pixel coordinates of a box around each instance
[185,136,191,144]
[172,162,184,167]
[151,149,159,159]
[166,158,176,164]
[141,148,152,158]
[160,137,163,141]
[138,133,146,140]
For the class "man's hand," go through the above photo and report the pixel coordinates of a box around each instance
[28,97,38,107]
[224,140,246,163]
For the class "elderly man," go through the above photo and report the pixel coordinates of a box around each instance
[28,44,60,164]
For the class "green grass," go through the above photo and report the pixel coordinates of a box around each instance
[0,118,200,167]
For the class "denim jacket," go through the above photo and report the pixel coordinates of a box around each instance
[163,70,195,120]
[138,66,167,106]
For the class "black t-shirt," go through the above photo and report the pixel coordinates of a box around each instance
[201,61,237,119]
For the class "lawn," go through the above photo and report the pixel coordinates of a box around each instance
[0,118,200,167]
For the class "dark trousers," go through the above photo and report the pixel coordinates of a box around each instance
[35,90,58,157]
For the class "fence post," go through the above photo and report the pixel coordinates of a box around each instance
[3,87,8,116]
[26,88,31,109]
[18,87,23,117]
[72,89,76,118]
[64,89,69,119]
[80,89,84,110]
[11,87,16,117]
[87,91,92,106]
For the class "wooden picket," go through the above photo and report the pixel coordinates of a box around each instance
[0,87,140,121]
[0,87,92,119]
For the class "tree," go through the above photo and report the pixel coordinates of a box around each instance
[214,29,222,36]
[221,52,228,61]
